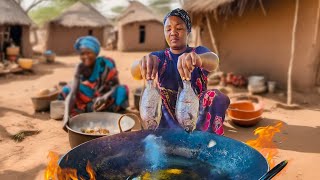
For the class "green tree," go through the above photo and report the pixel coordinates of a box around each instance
[28,0,101,25]
[111,5,125,15]
[148,0,173,16]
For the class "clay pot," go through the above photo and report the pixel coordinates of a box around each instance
[227,96,264,127]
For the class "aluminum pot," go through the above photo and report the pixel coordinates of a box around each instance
[66,112,139,148]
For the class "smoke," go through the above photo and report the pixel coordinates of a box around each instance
[143,134,167,170]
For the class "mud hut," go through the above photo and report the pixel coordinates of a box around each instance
[184,0,320,92]
[0,0,33,59]
[117,1,166,52]
[45,2,113,55]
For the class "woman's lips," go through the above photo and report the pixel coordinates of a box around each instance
[171,39,179,43]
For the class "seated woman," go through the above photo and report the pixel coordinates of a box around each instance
[131,9,230,135]
[60,36,128,128]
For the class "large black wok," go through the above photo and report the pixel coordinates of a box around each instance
[59,129,274,180]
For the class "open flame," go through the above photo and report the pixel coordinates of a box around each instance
[44,151,96,180]
[246,122,283,168]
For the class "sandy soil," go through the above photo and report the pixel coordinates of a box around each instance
[0,50,319,180]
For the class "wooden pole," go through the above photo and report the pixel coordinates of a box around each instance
[206,14,219,55]
[287,0,299,105]
[195,26,201,46]
[259,0,267,16]
[313,0,320,45]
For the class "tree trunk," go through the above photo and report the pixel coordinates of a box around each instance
[287,0,299,105]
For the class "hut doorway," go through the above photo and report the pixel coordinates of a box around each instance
[139,25,146,44]
[0,25,22,60]
[10,26,22,47]
[88,29,93,36]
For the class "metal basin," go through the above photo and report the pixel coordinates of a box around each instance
[66,112,137,148]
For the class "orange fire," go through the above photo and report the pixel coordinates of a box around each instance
[246,122,283,168]
[86,161,96,180]
[44,151,96,180]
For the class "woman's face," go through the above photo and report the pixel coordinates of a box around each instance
[80,48,96,67]
[164,16,189,50]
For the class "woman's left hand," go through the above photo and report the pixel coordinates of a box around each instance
[93,97,106,111]
[177,52,202,80]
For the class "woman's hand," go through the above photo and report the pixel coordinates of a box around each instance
[93,97,106,112]
[139,54,159,80]
[178,52,202,80]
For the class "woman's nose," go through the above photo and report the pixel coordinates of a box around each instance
[170,29,178,36]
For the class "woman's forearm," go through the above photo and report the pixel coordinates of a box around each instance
[199,52,219,72]
[65,64,80,118]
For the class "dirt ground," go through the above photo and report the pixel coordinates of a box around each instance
[0,50,319,180]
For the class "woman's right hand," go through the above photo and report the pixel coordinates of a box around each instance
[139,54,159,80]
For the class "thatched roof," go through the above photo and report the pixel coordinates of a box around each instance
[0,0,33,26]
[184,0,266,21]
[118,1,162,26]
[184,0,234,13]
[50,2,112,28]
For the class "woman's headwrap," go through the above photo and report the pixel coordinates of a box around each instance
[74,36,101,55]
[163,8,192,33]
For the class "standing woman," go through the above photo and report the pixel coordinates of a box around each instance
[131,9,230,135]
[60,36,129,128]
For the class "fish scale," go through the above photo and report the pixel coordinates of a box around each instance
[176,80,199,132]
[140,80,162,130]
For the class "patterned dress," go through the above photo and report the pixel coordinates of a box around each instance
[58,56,129,117]
[151,46,230,135]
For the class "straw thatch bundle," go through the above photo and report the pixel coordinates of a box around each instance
[184,0,266,24]
[118,1,162,26]
[49,2,112,28]
[0,0,33,25]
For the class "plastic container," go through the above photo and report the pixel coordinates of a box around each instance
[248,76,265,86]
[268,81,276,93]
[50,100,65,120]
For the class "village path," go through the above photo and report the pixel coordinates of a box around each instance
[0,50,319,180]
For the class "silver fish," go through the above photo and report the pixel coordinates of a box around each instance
[140,80,162,130]
[175,80,199,132]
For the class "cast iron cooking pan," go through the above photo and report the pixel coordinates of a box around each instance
[58,129,282,179]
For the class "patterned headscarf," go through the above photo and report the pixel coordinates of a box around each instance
[74,36,101,55]
[163,8,192,33]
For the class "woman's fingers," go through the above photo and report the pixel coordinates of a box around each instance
[177,55,185,80]
[185,54,194,72]
[190,52,202,67]
[151,56,159,80]
[140,55,159,80]
[146,55,154,79]
[140,56,147,79]
[182,56,191,80]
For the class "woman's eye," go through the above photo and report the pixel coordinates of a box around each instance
[166,29,171,32]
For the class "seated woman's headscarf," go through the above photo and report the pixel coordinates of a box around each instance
[163,8,192,33]
[74,36,101,55]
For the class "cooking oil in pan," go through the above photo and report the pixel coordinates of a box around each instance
[129,155,228,180]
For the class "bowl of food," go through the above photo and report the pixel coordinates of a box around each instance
[66,112,139,148]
